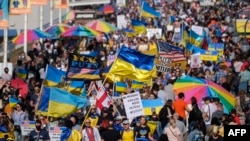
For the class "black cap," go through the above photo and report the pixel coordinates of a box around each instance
[212,97,220,102]
[203,96,211,101]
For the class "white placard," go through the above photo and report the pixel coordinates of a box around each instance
[20,121,35,136]
[116,0,126,6]
[122,92,144,119]
[167,25,174,31]
[200,0,214,6]
[117,15,127,29]
[183,0,193,2]
[49,126,66,141]
[0,63,13,77]
[191,53,202,68]
[146,28,162,39]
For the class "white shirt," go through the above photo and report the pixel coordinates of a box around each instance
[203,103,217,125]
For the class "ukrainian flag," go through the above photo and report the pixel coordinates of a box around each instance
[9,97,19,108]
[141,2,160,18]
[102,64,125,83]
[37,87,50,116]
[116,81,127,92]
[142,99,164,115]
[48,87,87,118]
[109,46,156,82]
[67,80,86,96]
[189,30,204,47]
[17,68,27,79]
[131,19,147,34]
[123,28,137,37]
[60,128,82,141]
[44,65,66,87]
[131,80,144,89]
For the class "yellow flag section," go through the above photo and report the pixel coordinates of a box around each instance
[147,121,158,135]
[66,129,82,141]
[89,117,98,127]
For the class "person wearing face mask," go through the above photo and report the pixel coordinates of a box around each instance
[29,120,50,141]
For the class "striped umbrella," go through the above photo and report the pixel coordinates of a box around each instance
[12,29,52,44]
[45,24,71,36]
[60,25,99,37]
[85,20,117,33]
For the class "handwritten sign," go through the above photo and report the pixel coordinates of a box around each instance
[49,126,66,141]
[122,92,144,119]
[20,121,35,136]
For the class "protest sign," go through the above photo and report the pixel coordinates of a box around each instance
[146,28,162,39]
[20,121,35,136]
[49,126,66,141]
[117,15,127,29]
[122,92,144,119]
[191,53,202,68]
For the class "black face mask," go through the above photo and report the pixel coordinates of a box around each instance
[36,125,42,131]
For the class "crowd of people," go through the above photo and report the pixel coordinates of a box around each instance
[1,0,250,141]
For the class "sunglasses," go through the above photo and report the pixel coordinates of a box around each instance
[85,122,91,124]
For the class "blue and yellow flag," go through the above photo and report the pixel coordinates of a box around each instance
[37,87,50,116]
[109,46,156,82]
[123,28,137,37]
[142,99,164,115]
[67,80,86,96]
[9,97,19,108]
[141,2,160,18]
[116,81,127,92]
[17,68,27,79]
[48,87,87,118]
[131,19,147,34]
[189,30,204,47]
[44,65,66,87]
[131,80,144,89]
[61,128,82,141]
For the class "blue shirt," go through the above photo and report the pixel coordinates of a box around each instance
[29,129,50,141]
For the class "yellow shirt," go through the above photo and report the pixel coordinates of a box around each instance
[122,130,135,141]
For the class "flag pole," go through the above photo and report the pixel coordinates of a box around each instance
[40,5,43,30]
[24,14,28,54]
[3,28,8,68]
[59,8,62,24]
[140,1,144,21]
[50,0,53,26]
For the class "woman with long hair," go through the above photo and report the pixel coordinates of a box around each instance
[158,99,175,129]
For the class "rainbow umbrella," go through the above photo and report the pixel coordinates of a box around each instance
[85,20,117,33]
[60,25,99,37]
[62,10,75,22]
[173,76,235,113]
[98,5,115,14]
[45,24,71,36]
[12,29,52,44]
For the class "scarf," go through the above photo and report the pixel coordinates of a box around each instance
[86,127,95,141]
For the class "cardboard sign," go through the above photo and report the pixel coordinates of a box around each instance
[122,92,144,119]
[49,126,66,141]
[20,121,35,136]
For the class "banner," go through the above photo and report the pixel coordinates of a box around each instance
[66,53,100,80]
[54,0,68,9]
[20,121,35,136]
[236,19,250,34]
[199,0,214,6]
[49,126,66,141]
[122,92,144,119]
[9,0,31,14]
[0,0,8,28]
[208,43,224,56]
[146,28,162,39]
[30,0,48,5]
[116,15,127,29]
